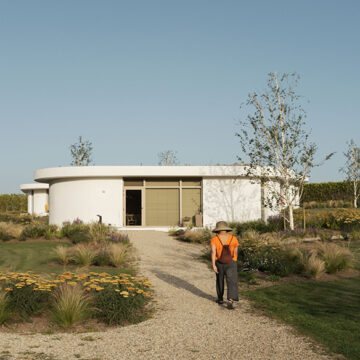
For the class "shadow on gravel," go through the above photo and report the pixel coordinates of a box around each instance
[152,269,214,302]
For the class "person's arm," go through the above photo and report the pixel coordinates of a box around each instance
[233,246,238,261]
[211,244,218,273]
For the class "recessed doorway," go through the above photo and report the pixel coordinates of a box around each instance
[125,190,142,226]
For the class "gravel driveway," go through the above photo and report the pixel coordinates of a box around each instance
[0,231,330,359]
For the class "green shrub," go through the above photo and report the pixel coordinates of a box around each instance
[93,283,150,325]
[302,181,354,204]
[51,284,91,327]
[68,231,91,244]
[93,246,109,266]
[60,221,90,239]
[238,241,299,277]
[230,217,283,236]
[45,225,58,240]
[177,228,212,243]
[20,223,47,239]
[0,229,12,241]
[7,284,50,319]
[0,291,12,324]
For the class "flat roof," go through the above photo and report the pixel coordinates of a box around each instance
[34,165,260,182]
[20,183,49,191]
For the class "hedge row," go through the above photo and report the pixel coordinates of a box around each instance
[0,194,27,213]
[302,181,354,203]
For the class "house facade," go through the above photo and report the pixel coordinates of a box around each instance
[22,165,280,228]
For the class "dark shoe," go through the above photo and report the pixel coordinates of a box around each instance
[216,299,224,304]
[227,300,234,310]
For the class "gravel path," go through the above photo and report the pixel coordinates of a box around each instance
[0,231,330,360]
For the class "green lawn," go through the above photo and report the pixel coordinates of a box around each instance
[0,241,133,275]
[244,277,360,360]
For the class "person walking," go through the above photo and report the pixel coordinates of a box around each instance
[211,221,239,309]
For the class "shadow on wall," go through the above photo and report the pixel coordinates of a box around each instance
[151,269,214,302]
[200,166,261,224]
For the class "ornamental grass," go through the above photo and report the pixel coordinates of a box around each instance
[51,283,91,327]
[54,245,70,265]
[107,243,128,267]
[316,243,354,274]
[72,245,96,266]
[302,251,326,279]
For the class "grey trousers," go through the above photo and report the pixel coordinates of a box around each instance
[216,260,239,301]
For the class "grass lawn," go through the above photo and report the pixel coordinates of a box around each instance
[244,277,360,360]
[0,241,134,275]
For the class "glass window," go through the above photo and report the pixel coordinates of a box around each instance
[146,178,179,186]
[182,189,201,221]
[182,178,201,186]
[124,179,143,187]
[146,189,179,226]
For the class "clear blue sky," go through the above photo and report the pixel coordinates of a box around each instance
[1,0,359,193]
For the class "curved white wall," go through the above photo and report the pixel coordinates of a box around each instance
[49,178,123,226]
[33,190,49,216]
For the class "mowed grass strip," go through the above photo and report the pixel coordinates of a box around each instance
[0,242,133,275]
[244,277,360,360]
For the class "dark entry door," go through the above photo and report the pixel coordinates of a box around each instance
[125,190,142,226]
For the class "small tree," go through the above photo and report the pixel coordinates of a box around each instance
[340,139,360,208]
[236,72,333,230]
[70,136,93,166]
[158,150,179,166]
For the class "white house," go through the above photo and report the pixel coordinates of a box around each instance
[20,183,49,217]
[21,165,280,228]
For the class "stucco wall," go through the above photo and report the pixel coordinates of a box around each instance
[49,178,123,226]
[33,189,49,216]
[202,178,262,228]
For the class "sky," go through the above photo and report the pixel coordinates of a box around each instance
[1,0,359,193]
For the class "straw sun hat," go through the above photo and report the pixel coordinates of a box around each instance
[213,221,232,233]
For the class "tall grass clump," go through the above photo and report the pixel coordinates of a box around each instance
[107,244,128,267]
[89,223,109,243]
[54,246,70,265]
[0,291,12,324]
[302,251,326,279]
[72,245,96,266]
[0,222,23,239]
[317,243,354,274]
[51,284,91,327]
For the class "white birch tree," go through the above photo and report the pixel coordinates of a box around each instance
[236,72,333,230]
[340,139,360,208]
[70,136,93,166]
[158,150,179,166]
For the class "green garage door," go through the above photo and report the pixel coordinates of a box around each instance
[145,189,180,226]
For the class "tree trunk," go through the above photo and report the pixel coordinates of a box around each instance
[289,205,294,230]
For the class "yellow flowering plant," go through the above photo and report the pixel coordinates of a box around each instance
[0,271,152,325]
